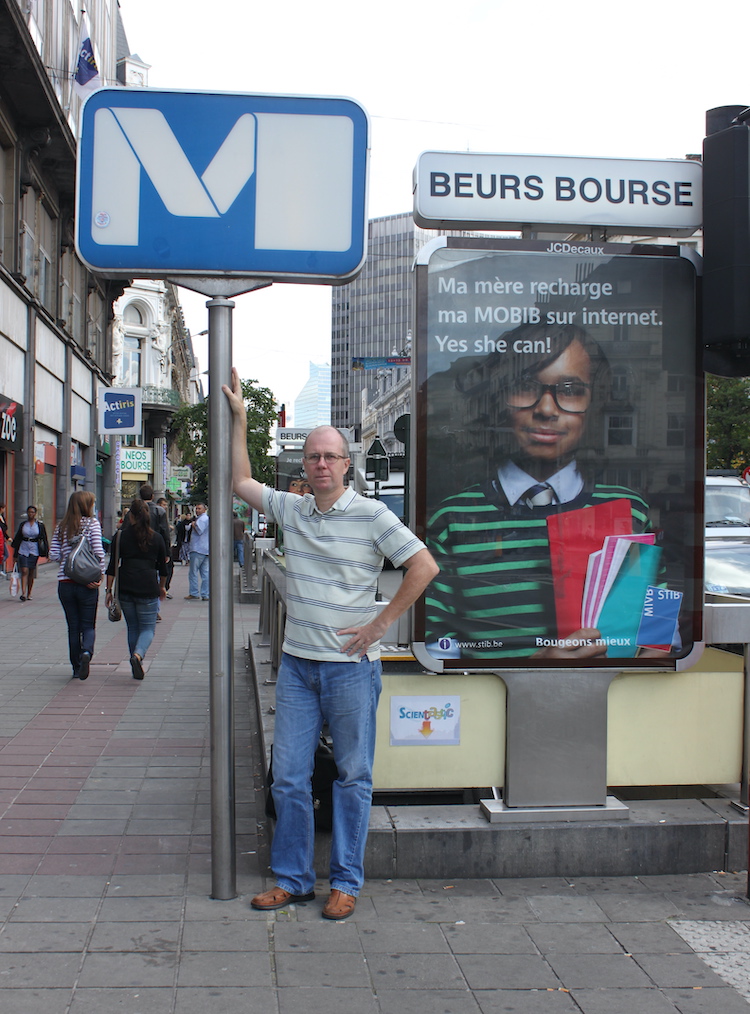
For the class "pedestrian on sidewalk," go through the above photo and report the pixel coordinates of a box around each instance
[185,503,209,600]
[224,367,439,920]
[0,503,8,576]
[10,505,49,601]
[233,511,245,567]
[156,496,174,599]
[176,510,192,565]
[105,498,168,680]
[49,491,105,680]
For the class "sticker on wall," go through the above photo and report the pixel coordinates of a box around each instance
[389,696,460,746]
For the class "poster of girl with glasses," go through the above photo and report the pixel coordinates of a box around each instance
[417,240,701,667]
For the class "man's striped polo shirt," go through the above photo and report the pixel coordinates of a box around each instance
[262,486,425,662]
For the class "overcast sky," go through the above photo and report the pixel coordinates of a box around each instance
[118,0,747,418]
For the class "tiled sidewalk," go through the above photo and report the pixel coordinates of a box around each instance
[1,562,750,1012]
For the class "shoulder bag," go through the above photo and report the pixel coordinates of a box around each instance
[108,530,122,622]
[63,527,102,585]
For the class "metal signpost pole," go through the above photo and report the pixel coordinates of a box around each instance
[207,296,236,900]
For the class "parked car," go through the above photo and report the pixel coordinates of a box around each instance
[705,473,750,539]
[705,536,750,597]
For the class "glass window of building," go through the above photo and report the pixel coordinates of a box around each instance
[120,335,141,386]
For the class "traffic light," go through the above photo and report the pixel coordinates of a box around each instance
[703,105,750,376]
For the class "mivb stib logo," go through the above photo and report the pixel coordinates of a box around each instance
[76,89,369,280]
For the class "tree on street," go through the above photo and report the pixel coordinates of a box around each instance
[172,378,277,503]
[706,374,750,471]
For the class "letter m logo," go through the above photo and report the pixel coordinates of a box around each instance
[76,89,369,280]
[91,107,256,246]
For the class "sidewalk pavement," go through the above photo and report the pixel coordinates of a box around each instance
[1,561,750,1012]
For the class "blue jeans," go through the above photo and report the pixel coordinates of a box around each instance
[188,552,209,597]
[119,594,159,659]
[234,539,244,567]
[58,581,98,674]
[270,652,382,897]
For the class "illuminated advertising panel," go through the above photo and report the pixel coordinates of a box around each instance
[413,238,702,671]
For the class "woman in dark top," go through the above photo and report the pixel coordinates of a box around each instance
[105,498,168,680]
[11,504,49,601]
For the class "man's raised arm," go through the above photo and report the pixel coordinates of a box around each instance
[222,367,265,513]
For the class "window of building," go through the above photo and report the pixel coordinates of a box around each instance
[606,413,635,446]
[610,368,629,400]
[667,414,686,447]
[124,303,144,325]
[120,335,141,386]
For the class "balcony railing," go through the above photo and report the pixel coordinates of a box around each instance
[142,385,182,409]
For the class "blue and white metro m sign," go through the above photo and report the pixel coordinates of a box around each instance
[76,89,369,281]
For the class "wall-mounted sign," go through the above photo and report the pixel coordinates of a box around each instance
[120,446,153,473]
[414,152,702,237]
[77,89,369,282]
[389,696,460,746]
[0,395,23,452]
[352,356,411,370]
[98,387,142,435]
[276,428,312,445]
[412,237,702,673]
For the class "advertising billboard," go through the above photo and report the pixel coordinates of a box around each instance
[413,238,702,671]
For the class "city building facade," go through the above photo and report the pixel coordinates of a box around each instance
[112,280,201,513]
[0,1,196,542]
[0,0,125,537]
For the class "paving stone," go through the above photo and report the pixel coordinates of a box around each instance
[87,921,181,952]
[78,951,178,988]
[526,923,623,954]
[176,950,272,987]
[607,921,693,954]
[180,920,269,951]
[273,921,362,952]
[173,987,277,1014]
[568,987,680,1013]
[68,987,175,1013]
[442,923,537,955]
[633,952,729,988]
[0,988,75,1013]
[275,950,372,987]
[662,986,750,1013]
[0,921,90,952]
[471,988,580,1012]
[454,953,560,990]
[276,986,378,1014]
[0,951,83,986]
[376,988,481,1013]
[527,895,609,923]
[544,953,654,989]
[364,951,468,989]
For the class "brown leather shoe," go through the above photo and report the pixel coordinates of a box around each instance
[322,889,357,920]
[250,886,315,911]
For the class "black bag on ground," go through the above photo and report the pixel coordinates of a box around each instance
[265,734,338,832]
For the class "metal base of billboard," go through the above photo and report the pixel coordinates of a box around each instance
[480,795,629,823]
[502,669,616,809]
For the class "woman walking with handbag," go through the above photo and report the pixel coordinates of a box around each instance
[49,491,106,680]
[11,505,49,601]
[105,499,168,680]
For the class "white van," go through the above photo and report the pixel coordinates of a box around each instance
[705,473,750,539]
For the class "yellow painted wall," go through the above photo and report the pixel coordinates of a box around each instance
[372,648,744,791]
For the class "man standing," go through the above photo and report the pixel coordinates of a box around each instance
[224,369,438,920]
[185,503,209,600]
